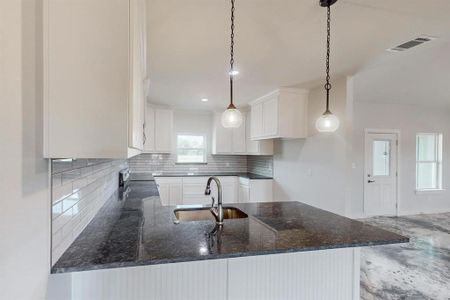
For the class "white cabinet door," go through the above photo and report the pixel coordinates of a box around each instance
[213,113,233,154]
[129,0,146,151]
[157,184,170,205]
[154,109,173,152]
[262,98,278,137]
[155,177,182,206]
[44,0,130,158]
[239,184,250,203]
[144,105,155,151]
[216,177,237,203]
[182,177,210,205]
[169,184,183,206]
[246,111,259,154]
[232,117,246,154]
[251,103,263,138]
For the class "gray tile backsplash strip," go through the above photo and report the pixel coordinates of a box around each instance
[247,155,273,177]
[128,154,248,177]
[51,158,128,265]
[129,153,274,178]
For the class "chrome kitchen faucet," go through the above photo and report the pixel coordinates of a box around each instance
[204,176,224,225]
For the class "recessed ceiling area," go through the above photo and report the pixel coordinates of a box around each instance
[147,0,450,110]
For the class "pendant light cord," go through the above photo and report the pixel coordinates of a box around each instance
[229,0,236,109]
[324,3,332,113]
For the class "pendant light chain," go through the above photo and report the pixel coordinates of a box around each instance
[229,0,236,108]
[324,3,331,113]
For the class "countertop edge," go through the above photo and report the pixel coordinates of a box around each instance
[51,237,409,274]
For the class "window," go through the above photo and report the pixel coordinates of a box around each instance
[416,133,443,190]
[176,134,207,163]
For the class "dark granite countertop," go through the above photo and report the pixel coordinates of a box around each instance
[52,181,409,273]
[132,172,273,180]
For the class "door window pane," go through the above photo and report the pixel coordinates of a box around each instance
[373,140,390,176]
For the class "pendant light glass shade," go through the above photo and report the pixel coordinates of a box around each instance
[221,105,243,128]
[315,112,340,132]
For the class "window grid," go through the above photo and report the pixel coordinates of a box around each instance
[416,133,443,191]
[176,134,207,164]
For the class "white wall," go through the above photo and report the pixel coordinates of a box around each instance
[273,77,351,215]
[349,101,450,216]
[0,1,50,299]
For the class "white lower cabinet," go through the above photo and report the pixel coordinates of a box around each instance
[155,176,272,206]
[182,177,211,205]
[238,183,250,203]
[238,178,273,203]
[155,178,182,206]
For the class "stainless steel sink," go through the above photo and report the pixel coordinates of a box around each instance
[174,207,248,222]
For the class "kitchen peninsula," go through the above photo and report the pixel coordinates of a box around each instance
[49,180,408,300]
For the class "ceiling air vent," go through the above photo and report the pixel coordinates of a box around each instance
[387,35,436,52]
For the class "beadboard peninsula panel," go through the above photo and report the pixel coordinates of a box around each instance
[48,248,360,300]
[228,248,360,300]
[71,259,227,300]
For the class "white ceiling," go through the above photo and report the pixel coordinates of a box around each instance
[147,0,450,110]
[354,38,450,108]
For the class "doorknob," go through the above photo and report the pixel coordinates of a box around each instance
[368,180,375,183]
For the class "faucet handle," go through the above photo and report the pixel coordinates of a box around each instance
[211,196,215,208]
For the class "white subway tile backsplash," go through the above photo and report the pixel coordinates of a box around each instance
[247,156,273,177]
[51,158,127,265]
[52,182,73,204]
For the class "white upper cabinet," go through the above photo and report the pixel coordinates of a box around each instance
[232,118,247,154]
[212,113,233,154]
[144,104,173,153]
[43,0,147,158]
[212,113,246,155]
[129,0,147,151]
[245,111,273,155]
[213,111,272,155]
[250,88,309,140]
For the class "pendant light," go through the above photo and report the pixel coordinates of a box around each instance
[221,0,243,128]
[315,0,340,133]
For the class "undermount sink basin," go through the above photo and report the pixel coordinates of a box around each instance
[174,207,248,222]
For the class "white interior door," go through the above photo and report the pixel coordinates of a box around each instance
[364,132,398,216]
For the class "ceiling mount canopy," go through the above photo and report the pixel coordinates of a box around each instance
[319,0,338,7]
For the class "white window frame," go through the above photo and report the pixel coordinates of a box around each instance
[415,133,443,192]
[176,133,207,164]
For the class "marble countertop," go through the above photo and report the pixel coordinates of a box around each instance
[52,181,409,273]
[133,172,273,180]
